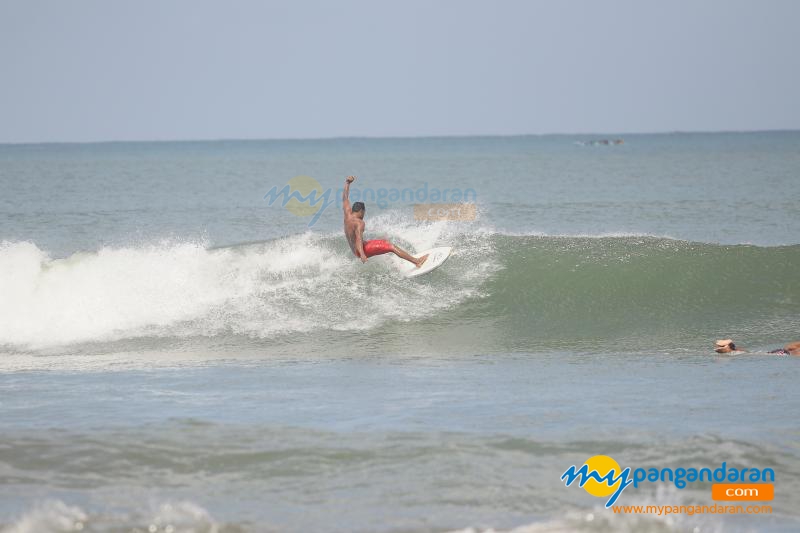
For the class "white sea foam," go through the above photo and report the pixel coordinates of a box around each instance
[0,215,498,350]
[0,500,221,533]
[0,500,87,533]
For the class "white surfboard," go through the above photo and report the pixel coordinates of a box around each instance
[399,246,452,278]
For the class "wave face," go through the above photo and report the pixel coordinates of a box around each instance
[1,218,798,354]
[481,234,800,352]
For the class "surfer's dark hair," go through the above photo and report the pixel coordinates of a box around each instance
[352,202,365,213]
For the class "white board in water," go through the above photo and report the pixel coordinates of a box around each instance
[399,246,452,278]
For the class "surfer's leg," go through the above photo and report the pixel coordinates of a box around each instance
[391,245,428,268]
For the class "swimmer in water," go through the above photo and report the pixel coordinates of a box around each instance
[342,176,428,267]
[714,339,800,356]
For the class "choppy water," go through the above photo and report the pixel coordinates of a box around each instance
[1,132,799,532]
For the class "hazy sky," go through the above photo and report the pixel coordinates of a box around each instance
[1,0,798,143]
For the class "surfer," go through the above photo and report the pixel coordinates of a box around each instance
[343,176,428,267]
[714,339,800,355]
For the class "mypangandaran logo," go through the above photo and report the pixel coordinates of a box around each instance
[283,175,325,217]
[264,176,477,227]
[261,175,335,226]
[561,456,775,508]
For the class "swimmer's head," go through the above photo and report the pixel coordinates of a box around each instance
[352,202,365,218]
[715,339,735,353]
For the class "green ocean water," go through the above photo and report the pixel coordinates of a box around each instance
[1,132,799,532]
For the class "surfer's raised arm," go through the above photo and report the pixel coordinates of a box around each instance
[343,175,355,216]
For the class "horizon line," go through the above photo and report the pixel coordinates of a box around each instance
[1,127,799,147]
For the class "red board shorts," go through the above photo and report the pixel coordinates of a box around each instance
[359,239,394,258]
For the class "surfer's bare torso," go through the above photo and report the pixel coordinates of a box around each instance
[344,212,366,260]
